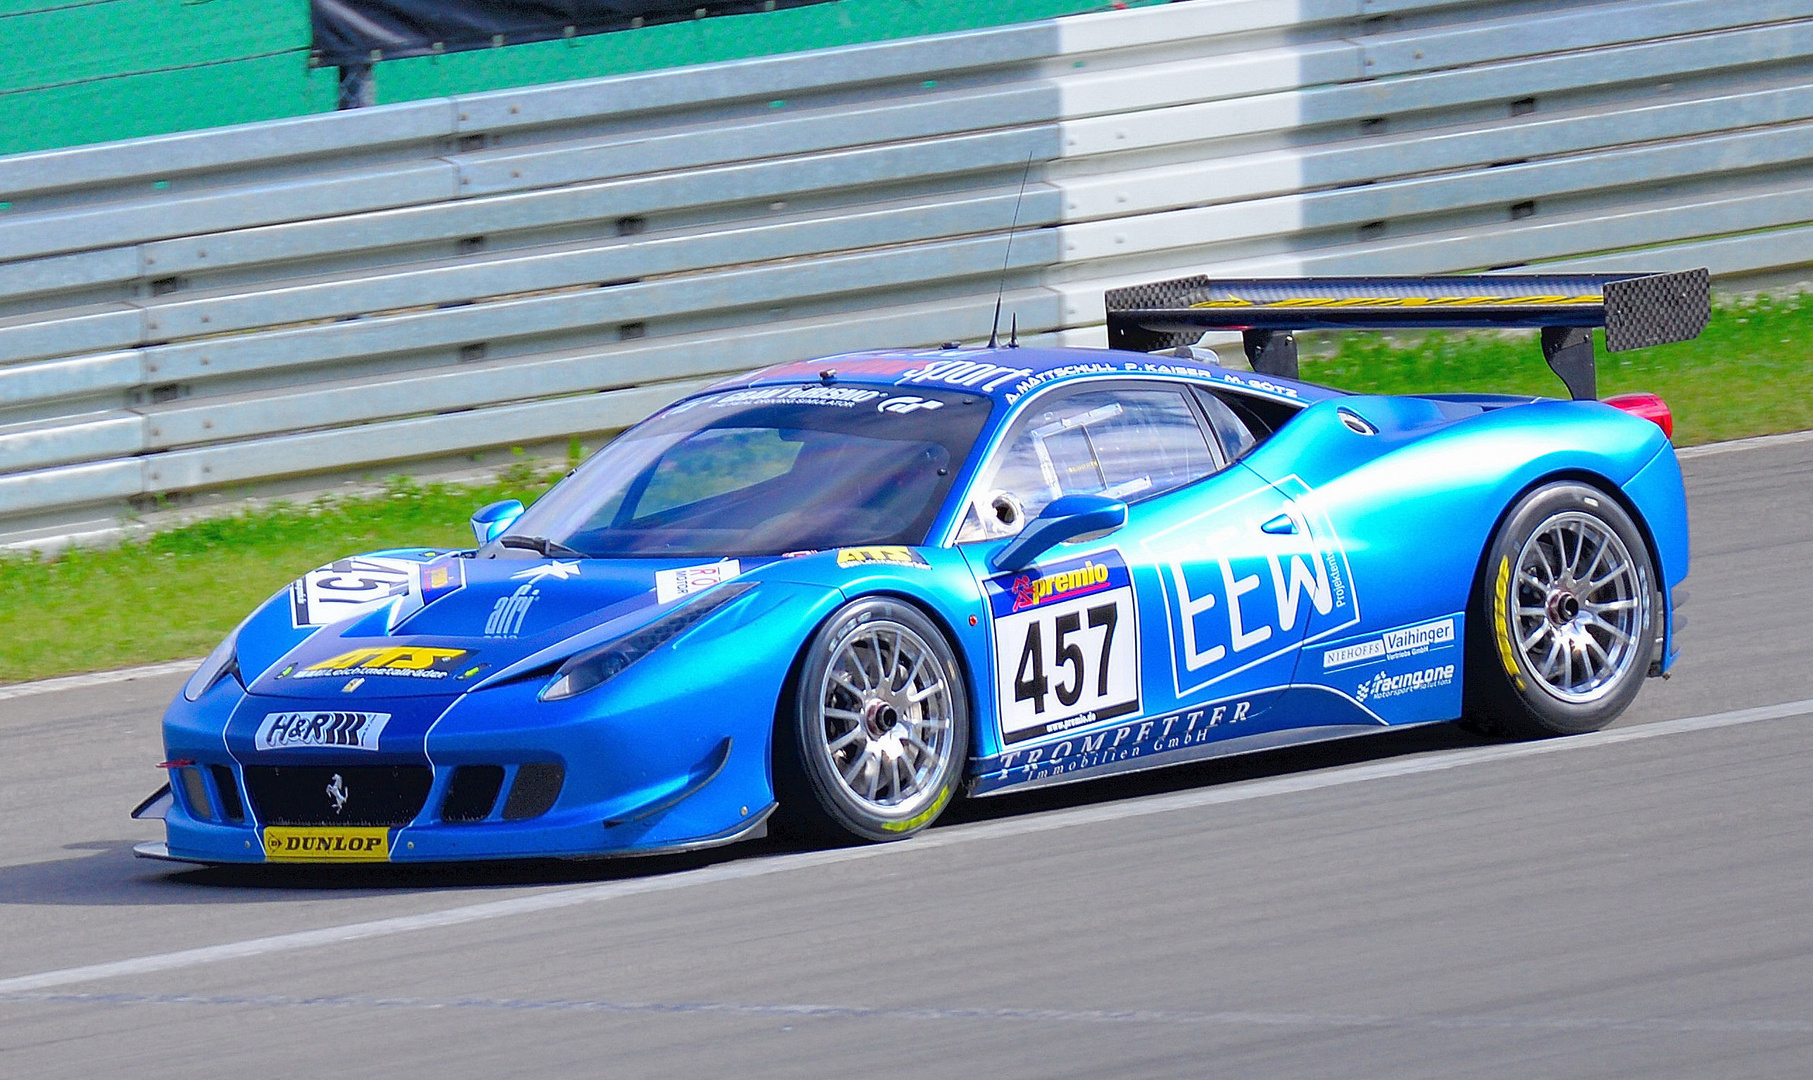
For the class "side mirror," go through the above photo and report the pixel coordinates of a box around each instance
[988,494,1128,573]
[470,499,525,545]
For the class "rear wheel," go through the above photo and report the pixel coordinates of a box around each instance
[1463,481,1659,738]
[775,598,968,843]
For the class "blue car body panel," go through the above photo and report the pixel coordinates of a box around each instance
[150,343,1690,863]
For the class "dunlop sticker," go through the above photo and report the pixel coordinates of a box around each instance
[263,826,391,862]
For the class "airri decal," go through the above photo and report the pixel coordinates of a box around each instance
[484,583,540,638]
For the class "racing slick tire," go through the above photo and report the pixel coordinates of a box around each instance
[775,597,969,844]
[1462,481,1661,739]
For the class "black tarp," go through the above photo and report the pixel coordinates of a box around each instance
[312,0,839,67]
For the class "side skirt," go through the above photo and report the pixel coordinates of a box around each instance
[969,721,1438,797]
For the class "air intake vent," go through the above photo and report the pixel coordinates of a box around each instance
[441,765,505,823]
[179,767,213,822]
[244,765,431,827]
[210,764,244,823]
[502,763,564,821]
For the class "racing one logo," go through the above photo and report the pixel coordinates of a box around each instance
[325,773,350,815]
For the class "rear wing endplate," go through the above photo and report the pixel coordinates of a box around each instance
[1103,270,1710,400]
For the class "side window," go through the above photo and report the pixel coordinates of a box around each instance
[1194,389,1258,461]
[957,387,1218,542]
[1194,386,1301,452]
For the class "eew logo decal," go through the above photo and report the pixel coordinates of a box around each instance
[1143,476,1358,699]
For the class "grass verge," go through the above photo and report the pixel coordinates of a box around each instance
[0,466,562,684]
[3,295,1810,684]
[1300,293,1813,445]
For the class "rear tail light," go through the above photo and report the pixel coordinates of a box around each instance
[1603,392,1673,440]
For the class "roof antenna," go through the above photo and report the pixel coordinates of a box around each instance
[988,149,1037,349]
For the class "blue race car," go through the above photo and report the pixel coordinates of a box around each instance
[135,271,1708,864]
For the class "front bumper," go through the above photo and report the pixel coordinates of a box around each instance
[151,582,842,864]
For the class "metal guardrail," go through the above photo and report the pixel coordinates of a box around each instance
[2,0,1811,544]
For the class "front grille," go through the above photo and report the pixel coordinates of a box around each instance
[243,764,432,826]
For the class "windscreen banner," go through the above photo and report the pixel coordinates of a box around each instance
[312,0,837,66]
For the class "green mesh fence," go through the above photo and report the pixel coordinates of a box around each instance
[0,0,1165,157]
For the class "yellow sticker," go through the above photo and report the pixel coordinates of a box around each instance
[1190,294,1601,310]
[1492,556,1525,690]
[306,646,466,672]
[836,546,929,569]
[263,826,391,862]
[880,783,952,833]
[295,646,469,682]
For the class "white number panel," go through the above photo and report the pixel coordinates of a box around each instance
[985,551,1140,745]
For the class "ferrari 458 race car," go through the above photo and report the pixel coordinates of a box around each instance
[135,270,1708,865]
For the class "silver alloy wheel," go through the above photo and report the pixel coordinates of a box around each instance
[1510,510,1647,704]
[813,618,957,819]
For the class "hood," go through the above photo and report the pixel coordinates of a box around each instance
[248,554,767,700]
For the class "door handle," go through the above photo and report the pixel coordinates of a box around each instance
[1260,513,1298,536]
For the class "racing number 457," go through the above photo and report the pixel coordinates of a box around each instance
[993,570,1140,745]
[1015,603,1120,713]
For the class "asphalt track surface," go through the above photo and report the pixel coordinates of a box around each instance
[1,437,1810,1079]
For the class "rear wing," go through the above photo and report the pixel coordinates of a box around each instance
[1103,270,1710,400]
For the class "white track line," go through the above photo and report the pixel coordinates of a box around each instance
[0,697,1807,996]
[0,659,199,703]
[1676,427,1813,459]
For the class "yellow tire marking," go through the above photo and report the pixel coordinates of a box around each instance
[1492,555,1526,691]
[880,783,953,833]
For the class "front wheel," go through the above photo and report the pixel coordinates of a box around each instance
[1463,481,1659,738]
[776,598,969,843]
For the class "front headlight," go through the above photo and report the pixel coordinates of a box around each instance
[182,622,244,702]
[540,581,757,701]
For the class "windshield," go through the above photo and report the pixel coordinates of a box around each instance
[500,385,991,557]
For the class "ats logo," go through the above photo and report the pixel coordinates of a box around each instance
[295,646,469,681]
[1009,559,1112,613]
[254,710,390,752]
[837,546,930,569]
